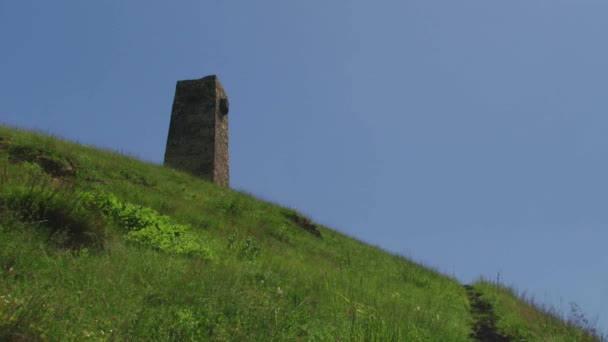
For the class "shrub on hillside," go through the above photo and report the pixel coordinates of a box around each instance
[82,191,214,258]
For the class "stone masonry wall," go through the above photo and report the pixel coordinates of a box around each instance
[163,75,229,186]
[213,82,229,186]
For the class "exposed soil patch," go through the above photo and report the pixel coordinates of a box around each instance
[464,284,512,342]
[0,137,9,150]
[8,145,77,178]
[285,212,322,239]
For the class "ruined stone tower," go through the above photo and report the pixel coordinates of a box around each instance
[163,75,229,186]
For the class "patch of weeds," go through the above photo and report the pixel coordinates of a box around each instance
[83,191,214,259]
[227,235,261,261]
[84,191,159,231]
[126,225,211,257]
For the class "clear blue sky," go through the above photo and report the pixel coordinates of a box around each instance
[1,0,607,334]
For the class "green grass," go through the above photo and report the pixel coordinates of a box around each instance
[473,280,604,341]
[0,125,604,341]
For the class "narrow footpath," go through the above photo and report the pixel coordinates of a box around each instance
[464,285,512,342]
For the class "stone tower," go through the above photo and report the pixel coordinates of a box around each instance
[163,75,229,186]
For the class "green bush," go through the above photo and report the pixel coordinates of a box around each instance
[83,191,213,258]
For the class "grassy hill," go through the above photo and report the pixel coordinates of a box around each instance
[0,125,603,341]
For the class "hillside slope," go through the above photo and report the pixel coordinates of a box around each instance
[0,125,601,341]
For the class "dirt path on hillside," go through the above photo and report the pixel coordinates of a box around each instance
[464,285,512,342]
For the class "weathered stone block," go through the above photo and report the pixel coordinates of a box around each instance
[163,75,229,186]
